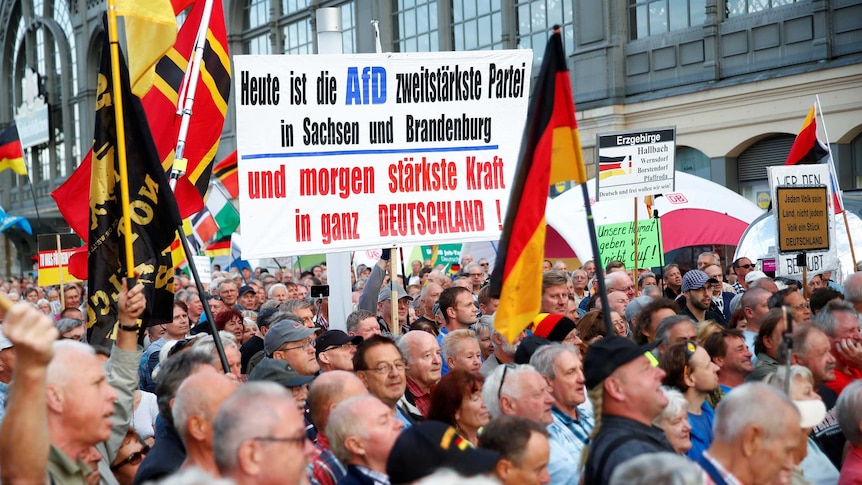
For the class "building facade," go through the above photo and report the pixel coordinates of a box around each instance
[0,0,860,274]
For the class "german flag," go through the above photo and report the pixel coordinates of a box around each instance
[142,0,231,218]
[785,106,828,166]
[205,237,231,257]
[0,126,27,176]
[488,28,586,343]
[213,150,238,199]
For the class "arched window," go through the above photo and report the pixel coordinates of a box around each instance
[675,146,711,180]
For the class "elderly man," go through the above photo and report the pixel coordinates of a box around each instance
[482,363,555,427]
[530,344,594,485]
[812,300,862,395]
[478,416,552,485]
[606,271,636,303]
[582,337,673,484]
[237,285,259,312]
[173,370,239,474]
[279,299,318,329]
[218,280,240,311]
[412,282,443,327]
[327,394,404,485]
[837,380,862,483]
[213,383,314,485]
[315,330,362,373]
[354,335,414,427]
[697,383,801,484]
[442,329,482,375]
[263,317,321,376]
[697,251,718,270]
[482,327,525,377]
[0,279,144,484]
[397,330,442,421]
[345,309,382,340]
[307,371,369,485]
[703,328,753,393]
[791,324,844,468]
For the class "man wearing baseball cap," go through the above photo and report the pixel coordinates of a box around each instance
[315,330,362,372]
[263,318,322,376]
[236,285,259,312]
[582,336,674,485]
[678,269,725,323]
[377,286,414,333]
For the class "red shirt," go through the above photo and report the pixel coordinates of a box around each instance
[825,366,862,396]
[405,377,432,418]
[839,445,862,485]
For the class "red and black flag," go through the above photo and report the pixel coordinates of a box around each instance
[0,125,27,176]
[488,28,587,343]
[213,150,238,199]
[86,20,182,345]
[143,0,231,217]
[785,106,828,166]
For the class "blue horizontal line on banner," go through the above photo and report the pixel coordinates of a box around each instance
[242,145,500,159]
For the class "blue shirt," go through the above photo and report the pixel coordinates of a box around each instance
[686,400,715,462]
[437,327,449,376]
[0,381,7,425]
[548,404,594,485]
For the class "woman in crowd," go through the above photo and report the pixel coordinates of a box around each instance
[654,386,693,455]
[215,308,245,343]
[428,370,489,447]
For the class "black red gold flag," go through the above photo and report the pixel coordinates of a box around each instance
[489,29,586,343]
[0,125,27,176]
[87,21,182,345]
[785,106,828,166]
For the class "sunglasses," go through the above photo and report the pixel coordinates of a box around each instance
[683,341,696,375]
[735,264,755,269]
[110,445,150,471]
[498,363,516,401]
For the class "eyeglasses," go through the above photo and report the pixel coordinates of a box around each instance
[791,302,810,312]
[480,263,489,267]
[469,273,485,277]
[322,342,355,353]
[250,434,307,446]
[498,363,516,401]
[280,339,316,352]
[683,341,696,375]
[735,264,755,270]
[208,295,223,301]
[365,361,406,374]
[110,445,150,471]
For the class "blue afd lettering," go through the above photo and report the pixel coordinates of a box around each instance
[345,66,387,105]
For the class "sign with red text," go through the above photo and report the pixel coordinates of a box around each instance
[37,233,83,286]
[234,51,532,258]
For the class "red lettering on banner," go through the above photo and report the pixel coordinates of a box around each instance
[321,212,360,244]
[300,166,374,199]
[387,157,458,193]
[378,200,484,236]
[465,155,505,190]
[249,165,287,199]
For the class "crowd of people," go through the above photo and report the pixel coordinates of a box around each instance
[1,249,862,485]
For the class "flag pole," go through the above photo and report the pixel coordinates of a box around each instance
[106,0,136,279]
[815,95,858,272]
[633,197,639,281]
[168,0,215,188]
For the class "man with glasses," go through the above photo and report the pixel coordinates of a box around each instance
[466,263,486,296]
[353,335,414,428]
[731,257,756,293]
[218,280,240,311]
[315,330,362,373]
[263,318,322,376]
[769,288,813,323]
[213,382,314,485]
[678,270,724,324]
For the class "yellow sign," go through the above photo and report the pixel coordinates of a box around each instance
[756,191,770,210]
[776,186,829,253]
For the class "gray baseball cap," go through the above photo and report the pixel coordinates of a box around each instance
[263,319,319,356]
[378,286,414,303]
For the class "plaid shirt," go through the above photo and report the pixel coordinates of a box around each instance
[308,434,345,485]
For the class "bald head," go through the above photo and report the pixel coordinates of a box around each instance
[308,370,367,434]
[399,328,438,360]
[173,370,240,445]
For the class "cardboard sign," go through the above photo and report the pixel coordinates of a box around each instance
[37,234,83,286]
[596,128,676,201]
[596,219,663,269]
[234,51,532,258]
[768,165,837,278]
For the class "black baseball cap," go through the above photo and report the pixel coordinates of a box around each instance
[514,335,551,365]
[386,421,500,484]
[583,336,660,390]
[314,330,362,357]
[238,285,256,296]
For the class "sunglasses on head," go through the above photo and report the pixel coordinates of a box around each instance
[683,341,696,375]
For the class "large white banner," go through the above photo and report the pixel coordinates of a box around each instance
[234,51,532,258]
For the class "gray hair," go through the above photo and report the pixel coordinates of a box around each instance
[327,394,374,465]
[812,300,859,338]
[472,316,493,337]
[189,331,239,364]
[441,329,478,362]
[654,315,695,346]
[156,467,234,485]
[844,272,862,303]
[609,452,704,485]
[713,382,798,443]
[763,365,814,393]
[653,386,689,427]
[267,283,287,298]
[213,382,293,473]
[346,309,376,334]
[837,380,862,446]
[55,317,84,335]
[278,298,314,313]
[481,363,535,418]
[530,343,580,380]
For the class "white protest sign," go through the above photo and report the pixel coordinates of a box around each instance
[234,51,532,258]
[191,255,212,285]
[768,164,837,278]
[596,128,675,201]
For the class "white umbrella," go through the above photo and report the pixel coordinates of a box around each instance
[547,171,764,262]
